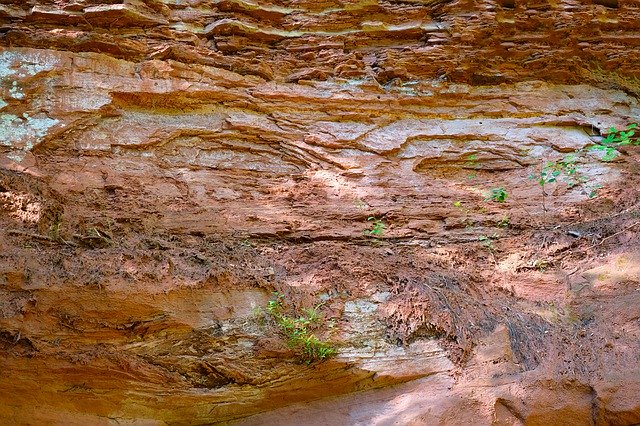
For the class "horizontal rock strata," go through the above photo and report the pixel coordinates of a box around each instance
[1,0,640,424]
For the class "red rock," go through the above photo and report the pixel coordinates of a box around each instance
[0,0,639,423]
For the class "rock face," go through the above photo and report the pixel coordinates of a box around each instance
[1,0,640,424]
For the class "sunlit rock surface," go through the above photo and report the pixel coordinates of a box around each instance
[1,0,640,424]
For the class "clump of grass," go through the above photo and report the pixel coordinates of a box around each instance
[266,292,337,363]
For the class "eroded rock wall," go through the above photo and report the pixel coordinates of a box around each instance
[1,1,640,424]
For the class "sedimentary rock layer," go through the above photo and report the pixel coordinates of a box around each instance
[1,0,640,424]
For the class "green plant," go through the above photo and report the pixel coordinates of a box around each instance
[587,184,602,199]
[530,150,605,217]
[530,161,554,216]
[589,123,639,161]
[478,234,497,251]
[537,154,581,185]
[464,154,479,179]
[265,292,337,363]
[464,154,478,167]
[496,215,510,228]
[453,201,476,228]
[364,217,385,237]
[518,122,638,222]
[486,187,508,203]
[530,154,584,215]
[239,238,254,248]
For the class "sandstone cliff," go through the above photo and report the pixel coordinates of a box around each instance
[1,0,640,424]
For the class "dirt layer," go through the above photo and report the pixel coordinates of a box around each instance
[1,157,640,423]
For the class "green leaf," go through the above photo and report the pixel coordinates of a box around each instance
[602,148,617,161]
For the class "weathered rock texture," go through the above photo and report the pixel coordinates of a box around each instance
[1,0,640,424]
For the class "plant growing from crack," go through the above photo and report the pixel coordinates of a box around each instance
[589,123,640,161]
[517,124,640,222]
[486,187,508,203]
[529,154,588,217]
[265,292,337,363]
[364,216,385,237]
[453,201,476,228]
[464,154,480,179]
[529,150,607,219]
[530,160,558,218]
[478,233,501,267]
[496,215,510,228]
[478,234,498,251]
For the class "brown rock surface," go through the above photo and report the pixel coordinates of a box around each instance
[1,0,640,424]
